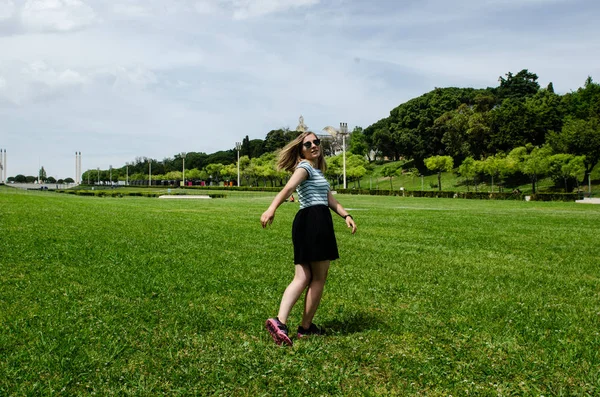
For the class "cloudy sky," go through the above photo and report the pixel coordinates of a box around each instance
[1,0,599,179]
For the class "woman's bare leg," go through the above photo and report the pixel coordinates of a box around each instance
[277,264,311,324]
[301,260,330,329]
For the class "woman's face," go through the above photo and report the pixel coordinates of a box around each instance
[301,134,321,162]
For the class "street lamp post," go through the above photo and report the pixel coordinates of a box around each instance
[181,152,186,187]
[235,142,242,187]
[97,167,100,185]
[339,122,349,189]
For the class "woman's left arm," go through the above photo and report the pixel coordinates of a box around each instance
[327,191,357,234]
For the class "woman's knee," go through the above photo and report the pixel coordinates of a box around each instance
[309,260,330,282]
[293,264,312,287]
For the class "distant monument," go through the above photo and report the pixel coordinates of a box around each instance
[296,115,308,132]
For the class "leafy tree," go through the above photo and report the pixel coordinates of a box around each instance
[424,155,454,191]
[47,176,57,183]
[466,112,493,159]
[457,157,477,192]
[561,76,600,120]
[347,165,367,188]
[252,153,277,187]
[482,153,515,192]
[523,88,564,145]
[15,174,26,183]
[185,152,209,170]
[386,87,486,166]
[164,171,182,180]
[381,163,400,190]
[243,160,258,187]
[496,69,540,101]
[205,163,223,183]
[7,176,15,182]
[348,126,368,158]
[187,168,207,182]
[372,123,397,160]
[237,155,250,186]
[25,175,36,183]
[346,154,368,188]
[39,166,47,182]
[548,154,586,192]
[547,117,600,180]
[248,139,265,159]
[284,129,302,142]
[220,164,237,182]
[513,145,552,194]
[436,104,472,162]
[264,129,288,153]
[241,135,252,157]
[325,154,343,188]
[206,151,235,166]
[489,99,531,152]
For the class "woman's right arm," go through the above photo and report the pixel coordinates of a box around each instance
[260,168,307,228]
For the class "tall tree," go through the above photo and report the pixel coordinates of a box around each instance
[547,117,600,179]
[548,154,586,192]
[511,145,552,194]
[562,76,600,120]
[496,69,540,101]
[348,127,369,158]
[424,155,454,191]
[457,157,477,192]
[264,129,288,153]
[241,135,251,157]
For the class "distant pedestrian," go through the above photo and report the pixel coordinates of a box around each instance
[260,131,357,346]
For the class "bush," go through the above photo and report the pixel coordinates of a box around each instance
[529,193,579,202]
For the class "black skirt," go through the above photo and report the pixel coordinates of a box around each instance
[292,205,339,264]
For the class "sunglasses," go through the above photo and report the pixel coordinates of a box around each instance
[302,138,321,150]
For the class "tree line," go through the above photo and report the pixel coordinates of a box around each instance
[74,69,598,192]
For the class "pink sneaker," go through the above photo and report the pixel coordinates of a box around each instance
[265,318,293,346]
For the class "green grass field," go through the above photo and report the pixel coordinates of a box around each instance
[1,187,599,395]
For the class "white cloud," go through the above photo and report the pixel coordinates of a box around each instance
[194,0,219,15]
[192,0,320,19]
[111,66,157,89]
[111,3,151,18]
[1,0,599,179]
[231,0,320,19]
[0,60,88,105]
[0,0,16,20]
[21,0,97,32]
[22,60,87,86]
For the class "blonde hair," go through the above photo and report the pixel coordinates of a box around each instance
[277,131,327,173]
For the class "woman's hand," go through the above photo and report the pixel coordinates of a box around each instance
[345,216,357,234]
[261,209,275,228]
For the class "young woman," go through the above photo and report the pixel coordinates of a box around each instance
[260,131,357,346]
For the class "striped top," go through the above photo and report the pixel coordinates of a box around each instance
[296,160,330,209]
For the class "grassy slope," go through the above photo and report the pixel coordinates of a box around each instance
[349,161,600,195]
[1,187,599,395]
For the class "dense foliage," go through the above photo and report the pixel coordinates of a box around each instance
[78,70,599,192]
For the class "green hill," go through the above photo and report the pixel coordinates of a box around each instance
[344,161,600,195]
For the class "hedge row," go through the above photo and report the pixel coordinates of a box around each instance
[55,190,226,198]
[334,189,581,201]
[57,187,581,202]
